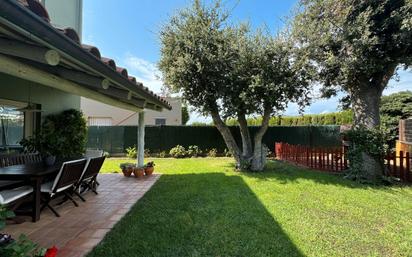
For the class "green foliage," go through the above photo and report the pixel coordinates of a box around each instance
[1,235,45,257]
[0,206,45,257]
[169,145,187,158]
[226,110,353,126]
[0,205,14,230]
[187,145,202,157]
[190,122,212,126]
[181,105,190,125]
[343,128,389,182]
[380,91,412,147]
[207,148,218,157]
[21,109,87,158]
[293,0,412,96]
[224,148,233,157]
[126,146,137,159]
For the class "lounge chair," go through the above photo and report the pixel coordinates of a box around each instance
[40,159,87,217]
[75,156,106,202]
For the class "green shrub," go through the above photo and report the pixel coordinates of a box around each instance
[224,148,233,157]
[207,148,218,157]
[126,146,137,159]
[159,151,168,158]
[21,109,87,158]
[169,145,187,158]
[187,145,202,157]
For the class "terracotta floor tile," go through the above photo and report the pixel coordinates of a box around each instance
[2,174,161,257]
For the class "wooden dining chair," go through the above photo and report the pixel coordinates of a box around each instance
[74,156,106,202]
[40,159,87,217]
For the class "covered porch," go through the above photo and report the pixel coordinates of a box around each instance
[0,0,171,166]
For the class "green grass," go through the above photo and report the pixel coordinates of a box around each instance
[88,158,412,257]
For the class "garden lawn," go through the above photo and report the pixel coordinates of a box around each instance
[89,158,412,257]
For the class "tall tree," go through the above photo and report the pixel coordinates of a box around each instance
[159,0,312,171]
[292,0,412,182]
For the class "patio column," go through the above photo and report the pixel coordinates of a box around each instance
[137,111,145,167]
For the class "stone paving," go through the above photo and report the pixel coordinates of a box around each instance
[3,173,160,257]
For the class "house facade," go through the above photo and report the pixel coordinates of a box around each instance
[40,0,181,126]
[82,97,182,126]
[0,0,170,166]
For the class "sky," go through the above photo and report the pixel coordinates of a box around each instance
[82,0,411,123]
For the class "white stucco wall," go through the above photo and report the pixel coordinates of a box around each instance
[81,97,182,126]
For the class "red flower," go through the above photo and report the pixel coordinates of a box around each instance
[44,246,58,257]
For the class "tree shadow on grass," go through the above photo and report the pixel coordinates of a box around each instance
[87,173,304,257]
[226,160,409,192]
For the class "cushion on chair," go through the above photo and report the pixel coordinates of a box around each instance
[0,186,33,205]
[84,149,104,158]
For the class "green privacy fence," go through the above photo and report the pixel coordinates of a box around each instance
[87,125,342,155]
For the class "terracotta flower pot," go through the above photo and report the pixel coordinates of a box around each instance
[145,166,154,176]
[133,167,145,178]
[122,166,133,177]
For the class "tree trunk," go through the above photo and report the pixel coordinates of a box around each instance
[251,107,271,171]
[350,83,385,182]
[238,113,253,159]
[210,109,242,165]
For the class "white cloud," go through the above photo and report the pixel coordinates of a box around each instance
[123,54,164,93]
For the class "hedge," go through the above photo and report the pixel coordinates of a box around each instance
[87,125,342,155]
[226,110,353,126]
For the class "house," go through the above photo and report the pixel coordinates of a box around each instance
[40,0,182,126]
[0,0,171,165]
[82,97,182,126]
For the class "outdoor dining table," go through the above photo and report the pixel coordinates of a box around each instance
[0,162,62,222]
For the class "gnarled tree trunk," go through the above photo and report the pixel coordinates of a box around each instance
[251,107,271,171]
[349,66,395,182]
[211,106,271,171]
[210,109,241,165]
[238,113,253,160]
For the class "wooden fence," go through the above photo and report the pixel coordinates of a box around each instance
[275,142,411,182]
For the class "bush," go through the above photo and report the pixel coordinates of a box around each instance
[169,145,187,158]
[21,109,87,158]
[159,151,168,158]
[207,148,218,157]
[187,145,202,157]
[126,146,137,159]
[224,148,232,157]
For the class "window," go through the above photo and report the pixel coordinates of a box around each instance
[155,118,166,126]
[0,104,24,148]
[88,117,113,126]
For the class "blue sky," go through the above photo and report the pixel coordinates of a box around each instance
[83,0,411,123]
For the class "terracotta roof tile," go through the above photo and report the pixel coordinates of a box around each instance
[82,44,101,59]
[116,67,128,78]
[101,57,116,70]
[17,0,50,22]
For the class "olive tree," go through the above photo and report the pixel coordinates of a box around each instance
[159,0,312,171]
[292,0,412,182]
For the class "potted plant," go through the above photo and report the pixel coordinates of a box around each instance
[144,161,155,176]
[119,163,134,177]
[133,166,145,178]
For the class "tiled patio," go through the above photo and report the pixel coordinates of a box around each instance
[3,173,161,257]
